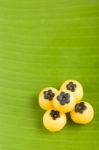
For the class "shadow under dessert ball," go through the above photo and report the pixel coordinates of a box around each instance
[60,80,83,102]
[43,109,67,132]
[39,87,58,110]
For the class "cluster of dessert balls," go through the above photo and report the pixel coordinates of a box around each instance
[39,80,94,132]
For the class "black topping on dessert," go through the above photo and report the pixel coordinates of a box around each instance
[66,81,76,92]
[75,102,87,113]
[57,92,70,105]
[50,110,60,120]
[44,89,55,100]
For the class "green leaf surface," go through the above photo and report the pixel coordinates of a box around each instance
[0,0,99,150]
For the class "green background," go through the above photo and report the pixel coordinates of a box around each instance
[0,0,99,149]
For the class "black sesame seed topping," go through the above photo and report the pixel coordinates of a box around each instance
[66,81,76,92]
[57,92,70,105]
[50,110,60,120]
[75,102,87,113]
[43,89,55,101]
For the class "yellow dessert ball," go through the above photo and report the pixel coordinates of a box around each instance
[70,101,94,124]
[39,87,58,110]
[53,90,76,113]
[60,80,83,102]
[43,109,67,132]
